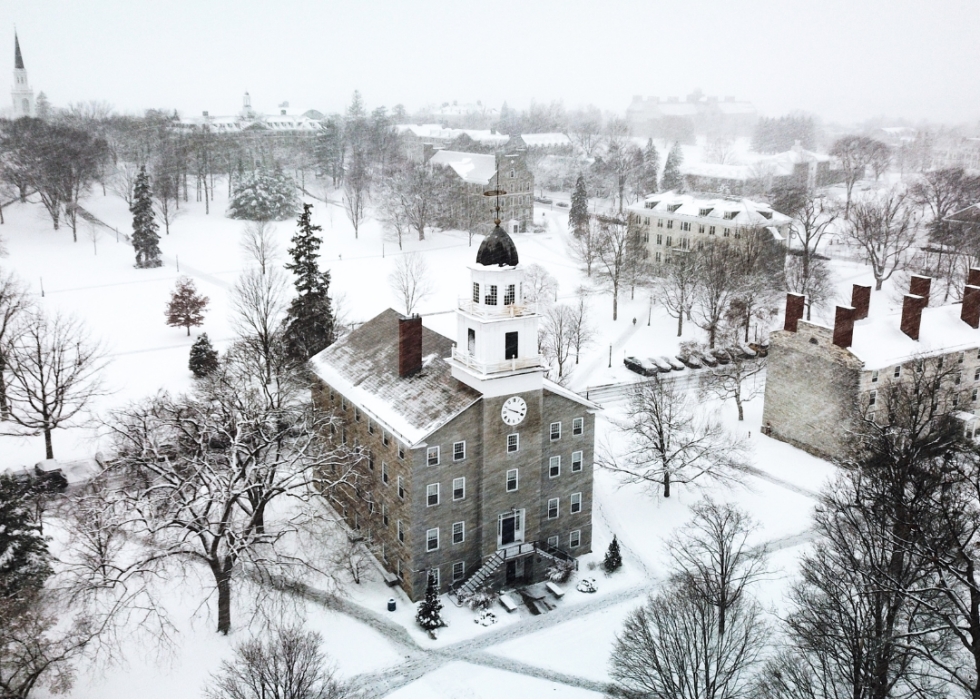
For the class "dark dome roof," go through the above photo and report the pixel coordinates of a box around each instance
[475,225,519,267]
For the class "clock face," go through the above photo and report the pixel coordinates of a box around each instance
[501,396,528,426]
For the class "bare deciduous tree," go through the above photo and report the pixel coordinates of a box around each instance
[541,304,575,381]
[569,291,595,365]
[4,311,107,459]
[342,153,368,238]
[569,215,601,277]
[698,338,767,421]
[204,624,351,699]
[847,191,918,291]
[240,221,279,276]
[522,263,558,307]
[388,252,434,316]
[594,214,633,320]
[599,376,747,497]
[655,254,699,337]
[0,270,31,420]
[231,268,289,385]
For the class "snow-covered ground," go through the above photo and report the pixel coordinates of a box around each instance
[0,167,903,697]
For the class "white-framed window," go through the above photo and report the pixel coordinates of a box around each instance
[974,367,980,381]
[571,492,582,513]
[655,252,661,262]
[453,441,466,461]
[954,393,960,406]
[382,462,389,484]
[549,456,561,478]
[550,422,561,441]
[427,446,440,466]
[506,469,519,492]
[507,433,519,453]
[867,411,875,423]
[452,561,465,582]
[368,450,375,471]
[504,284,516,305]
[486,285,498,306]
[547,535,559,548]
[341,427,347,445]
[472,282,480,303]
[871,370,879,383]
[571,451,583,472]
[973,388,978,402]
[341,396,347,410]
[569,530,581,548]
[453,477,465,500]
[398,445,405,460]
[397,519,404,543]
[656,233,663,245]
[724,228,730,237]
[894,365,902,379]
[657,218,663,228]
[354,407,360,422]
[667,219,673,229]
[666,236,672,247]
[547,498,559,519]
[382,503,389,527]
[452,521,465,545]
[709,225,716,235]
[869,390,877,407]
[426,483,439,506]
[426,528,439,552]
[573,417,584,435]
[397,475,405,499]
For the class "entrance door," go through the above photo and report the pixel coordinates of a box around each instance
[501,516,516,545]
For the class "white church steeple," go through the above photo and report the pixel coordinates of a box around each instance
[11,33,34,119]
[448,224,546,397]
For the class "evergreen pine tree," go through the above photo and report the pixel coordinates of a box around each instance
[0,474,52,601]
[415,571,444,631]
[661,142,685,192]
[603,535,623,573]
[131,165,162,268]
[283,203,335,362]
[188,333,219,378]
[227,167,299,222]
[642,139,660,193]
[569,174,589,237]
[165,276,209,336]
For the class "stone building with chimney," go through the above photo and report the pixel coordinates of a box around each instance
[309,225,597,601]
[762,273,980,461]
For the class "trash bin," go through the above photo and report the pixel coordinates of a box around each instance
[387,598,396,612]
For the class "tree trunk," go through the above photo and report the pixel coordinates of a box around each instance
[736,395,744,421]
[677,313,683,337]
[875,277,883,291]
[186,325,190,336]
[44,426,54,459]
[663,470,670,498]
[0,364,8,419]
[214,558,233,635]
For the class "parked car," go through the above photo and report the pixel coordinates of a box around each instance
[535,196,553,205]
[556,201,569,208]
[624,356,649,376]
[649,356,673,373]
[678,353,703,369]
[748,341,769,357]
[710,348,732,365]
[737,343,758,359]
[697,351,718,367]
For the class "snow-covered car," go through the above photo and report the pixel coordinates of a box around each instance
[649,356,673,372]
[624,356,652,376]
[748,341,769,357]
[697,352,718,367]
[534,196,553,205]
[737,343,758,359]
[710,348,732,365]
[555,201,569,208]
[678,353,703,369]
[663,356,686,371]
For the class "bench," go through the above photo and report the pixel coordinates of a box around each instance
[499,593,518,613]
[545,582,565,599]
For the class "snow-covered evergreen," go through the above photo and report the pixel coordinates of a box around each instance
[415,572,444,632]
[131,166,162,268]
[188,333,219,378]
[283,203,334,362]
[661,142,684,192]
[0,474,52,600]
[603,535,623,573]
[227,168,299,222]
[569,174,589,237]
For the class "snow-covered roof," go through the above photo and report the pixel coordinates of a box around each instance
[680,162,753,180]
[395,124,509,145]
[627,191,792,227]
[947,203,980,226]
[715,101,756,115]
[428,150,498,185]
[520,133,572,148]
[176,113,322,132]
[310,309,481,447]
[848,304,980,371]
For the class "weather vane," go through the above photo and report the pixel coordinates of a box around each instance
[483,156,506,225]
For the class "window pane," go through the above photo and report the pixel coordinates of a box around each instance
[454,441,466,461]
[549,456,560,477]
[453,477,465,500]
[572,451,583,471]
[573,417,583,435]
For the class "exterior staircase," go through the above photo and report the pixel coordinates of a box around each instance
[450,541,578,604]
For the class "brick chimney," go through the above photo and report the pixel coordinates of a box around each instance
[963,284,980,329]
[783,293,805,332]
[833,306,856,348]
[850,284,871,320]
[398,315,423,377]
[900,294,926,341]
[969,268,980,287]
[909,275,932,306]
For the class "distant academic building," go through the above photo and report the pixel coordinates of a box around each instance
[626,89,757,140]
[762,274,980,461]
[626,191,791,263]
[176,92,323,133]
[310,226,597,601]
[681,144,848,196]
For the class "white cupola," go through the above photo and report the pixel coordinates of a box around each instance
[448,224,546,397]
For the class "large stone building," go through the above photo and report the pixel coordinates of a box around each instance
[428,147,535,235]
[626,192,791,263]
[11,33,34,119]
[762,273,980,461]
[626,90,757,141]
[681,144,848,197]
[310,226,597,601]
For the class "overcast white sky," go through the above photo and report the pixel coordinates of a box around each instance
[2,0,977,125]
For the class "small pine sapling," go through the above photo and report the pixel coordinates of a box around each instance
[603,535,623,573]
[166,276,209,336]
[188,333,219,378]
[415,571,444,632]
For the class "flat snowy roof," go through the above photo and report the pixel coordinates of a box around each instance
[848,304,980,370]
[428,150,497,185]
